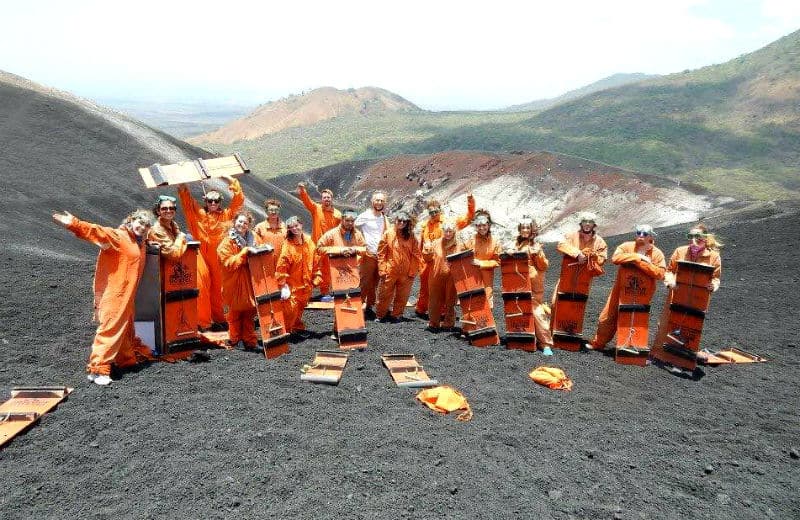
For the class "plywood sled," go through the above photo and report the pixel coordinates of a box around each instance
[301,351,349,385]
[138,154,249,188]
[700,348,766,366]
[1,386,72,448]
[247,245,290,359]
[447,249,499,347]
[500,251,536,351]
[329,253,368,350]
[381,354,439,388]
[551,256,595,352]
[614,263,657,366]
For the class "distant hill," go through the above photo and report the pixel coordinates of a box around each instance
[504,73,657,112]
[192,86,420,145]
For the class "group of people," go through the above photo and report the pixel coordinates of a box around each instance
[54,178,722,386]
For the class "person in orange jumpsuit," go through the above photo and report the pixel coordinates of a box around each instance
[509,216,555,355]
[53,209,154,386]
[464,210,501,308]
[415,193,475,318]
[422,219,463,332]
[147,195,189,260]
[217,211,259,350]
[586,224,666,351]
[253,198,286,276]
[653,223,722,360]
[276,216,322,335]
[354,191,388,319]
[376,211,424,322]
[177,176,244,330]
[297,182,341,300]
[552,211,607,301]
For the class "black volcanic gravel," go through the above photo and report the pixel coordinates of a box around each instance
[1,78,799,520]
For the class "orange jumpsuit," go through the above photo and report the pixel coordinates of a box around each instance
[217,235,258,347]
[652,244,721,351]
[465,232,501,308]
[590,241,666,349]
[298,185,341,294]
[376,228,424,319]
[552,230,608,302]
[516,239,554,348]
[276,233,321,332]
[177,179,244,325]
[67,219,151,376]
[423,237,462,328]
[415,195,475,314]
[253,220,286,276]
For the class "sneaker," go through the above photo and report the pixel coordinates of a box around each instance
[414,311,429,320]
[87,373,97,382]
[542,346,554,356]
[243,343,259,351]
[424,325,440,333]
[93,375,113,386]
[330,334,338,340]
[320,295,334,303]
[582,342,596,352]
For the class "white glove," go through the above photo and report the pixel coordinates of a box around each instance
[280,285,291,300]
[663,272,676,288]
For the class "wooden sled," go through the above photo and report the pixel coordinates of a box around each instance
[700,348,766,366]
[381,354,439,388]
[247,245,291,359]
[329,252,368,350]
[301,351,348,385]
[652,261,715,372]
[551,256,595,352]
[1,386,73,448]
[447,249,499,347]
[614,264,656,366]
[500,252,536,351]
[138,154,249,188]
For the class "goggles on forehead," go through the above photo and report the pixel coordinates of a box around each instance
[158,195,176,203]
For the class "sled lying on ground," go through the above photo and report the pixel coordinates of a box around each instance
[381,354,439,388]
[699,348,766,366]
[1,386,73,448]
[301,351,349,385]
[328,252,368,350]
[615,263,656,366]
[138,154,249,188]
[247,245,290,359]
[500,252,536,352]
[447,249,499,347]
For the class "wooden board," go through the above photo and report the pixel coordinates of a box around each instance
[447,249,499,347]
[1,387,72,448]
[652,261,715,372]
[551,255,595,351]
[301,351,348,385]
[701,348,766,365]
[161,241,200,349]
[138,154,249,189]
[329,253,367,350]
[614,263,656,366]
[247,246,290,359]
[381,354,438,388]
[500,252,536,351]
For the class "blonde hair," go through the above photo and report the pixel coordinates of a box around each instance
[690,223,723,251]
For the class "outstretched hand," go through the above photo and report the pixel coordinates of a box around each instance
[53,211,75,228]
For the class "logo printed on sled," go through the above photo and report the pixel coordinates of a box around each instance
[169,262,192,286]
[336,267,359,287]
[623,274,646,297]
[558,320,578,334]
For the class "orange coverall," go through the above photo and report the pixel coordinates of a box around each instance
[423,237,463,328]
[590,241,666,349]
[217,235,258,347]
[516,239,554,348]
[177,179,244,324]
[552,230,608,301]
[465,232,501,308]
[416,195,475,314]
[298,185,342,294]
[68,219,151,376]
[376,228,424,319]
[652,244,721,351]
[276,234,321,332]
[253,220,286,277]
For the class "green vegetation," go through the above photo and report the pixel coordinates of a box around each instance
[199,30,800,200]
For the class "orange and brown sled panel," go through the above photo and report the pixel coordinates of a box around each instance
[381,354,439,388]
[500,252,536,351]
[551,256,595,351]
[614,264,657,366]
[329,253,368,350]
[652,261,715,372]
[138,154,249,188]
[447,250,499,347]
[248,246,290,359]
[161,241,201,349]
[301,350,349,385]
[700,347,766,365]
[1,386,72,449]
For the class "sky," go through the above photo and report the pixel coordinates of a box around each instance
[1,0,799,111]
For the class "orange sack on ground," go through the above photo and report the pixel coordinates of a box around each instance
[415,386,473,421]
[528,366,573,391]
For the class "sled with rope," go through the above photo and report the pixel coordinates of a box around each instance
[550,253,599,351]
[381,354,439,388]
[300,350,349,385]
[1,386,72,448]
[651,260,715,372]
[138,154,249,189]
[499,251,536,351]
[447,249,499,347]
[328,252,368,350]
[247,245,291,359]
[135,242,201,355]
[614,263,656,366]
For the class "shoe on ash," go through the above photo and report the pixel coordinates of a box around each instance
[542,346,554,356]
[93,375,113,386]
[320,295,334,303]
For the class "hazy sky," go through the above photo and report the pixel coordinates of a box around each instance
[2,0,798,110]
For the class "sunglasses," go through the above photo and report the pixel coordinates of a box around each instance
[206,199,221,204]
[687,233,707,239]
[428,209,441,214]
[267,208,280,214]
[159,206,177,212]
[635,230,651,237]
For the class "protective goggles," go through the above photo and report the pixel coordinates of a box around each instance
[158,195,177,203]
[687,232,707,239]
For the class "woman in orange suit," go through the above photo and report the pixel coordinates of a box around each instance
[275,216,322,335]
[375,211,424,323]
[177,175,244,330]
[464,210,501,308]
[217,211,259,350]
[53,209,155,386]
[422,219,463,332]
